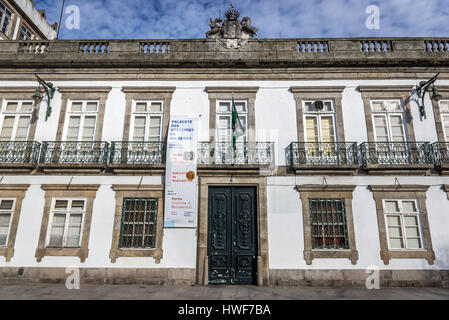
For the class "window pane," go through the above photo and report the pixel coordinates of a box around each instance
[0,116,14,140]
[371,101,384,112]
[406,238,421,249]
[320,116,335,142]
[305,117,318,143]
[405,227,420,237]
[54,200,68,210]
[324,102,333,112]
[374,116,389,141]
[305,102,314,112]
[384,201,399,213]
[71,102,82,112]
[81,116,96,141]
[67,117,81,141]
[385,101,401,112]
[133,116,146,141]
[15,116,30,141]
[49,214,66,247]
[71,200,85,210]
[5,102,18,112]
[235,102,246,113]
[0,200,14,210]
[404,216,418,227]
[217,116,231,142]
[388,226,402,237]
[389,238,404,249]
[402,201,417,213]
[148,116,161,137]
[440,101,449,113]
[86,102,98,112]
[387,215,401,227]
[149,102,162,112]
[218,102,230,113]
[135,102,147,112]
[21,102,33,112]
[67,214,82,246]
[0,213,10,245]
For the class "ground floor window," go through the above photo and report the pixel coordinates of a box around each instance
[309,198,349,249]
[0,199,14,246]
[383,199,423,250]
[119,198,158,249]
[47,199,86,247]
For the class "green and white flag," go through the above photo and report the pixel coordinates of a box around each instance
[231,97,245,151]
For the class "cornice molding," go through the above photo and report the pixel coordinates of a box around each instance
[57,86,112,94]
[369,185,430,193]
[296,185,356,193]
[0,184,30,191]
[205,86,259,94]
[0,87,38,93]
[122,86,176,94]
[111,184,164,192]
[290,86,346,94]
[357,85,413,93]
[41,184,101,191]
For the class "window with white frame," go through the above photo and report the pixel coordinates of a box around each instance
[0,1,12,36]
[438,100,449,142]
[304,101,336,143]
[0,199,14,246]
[371,100,406,143]
[47,199,85,247]
[216,100,248,143]
[0,101,33,142]
[19,24,32,40]
[64,101,98,141]
[383,199,424,250]
[131,101,163,142]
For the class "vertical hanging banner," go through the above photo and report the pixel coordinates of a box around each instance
[164,115,199,228]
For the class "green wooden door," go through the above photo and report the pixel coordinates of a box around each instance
[208,186,258,285]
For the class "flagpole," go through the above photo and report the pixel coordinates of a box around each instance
[56,0,66,39]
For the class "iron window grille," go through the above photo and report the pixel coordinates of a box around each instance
[119,198,158,249]
[309,198,349,249]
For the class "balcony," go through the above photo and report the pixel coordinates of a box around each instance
[360,142,433,173]
[109,141,166,174]
[197,142,274,174]
[0,141,41,173]
[38,141,109,174]
[289,142,359,174]
[432,142,449,174]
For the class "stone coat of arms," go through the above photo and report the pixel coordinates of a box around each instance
[206,3,259,49]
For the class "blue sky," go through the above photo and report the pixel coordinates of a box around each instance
[35,0,449,39]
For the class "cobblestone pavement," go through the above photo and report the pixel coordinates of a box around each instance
[0,283,448,300]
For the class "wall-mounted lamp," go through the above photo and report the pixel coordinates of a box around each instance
[32,74,56,121]
[416,73,440,119]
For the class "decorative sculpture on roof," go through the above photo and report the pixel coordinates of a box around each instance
[206,3,259,49]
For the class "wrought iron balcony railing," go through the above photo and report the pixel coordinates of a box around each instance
[0,141,41,164]
[289,142,358,166]
[432,142,449,166]
[39,141,109,165]
[360,142,433,166]
[197,142,274,165]
[109,141,166,164]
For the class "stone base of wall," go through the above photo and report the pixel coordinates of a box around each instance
[0,267,196,286]
[269,269,449,288]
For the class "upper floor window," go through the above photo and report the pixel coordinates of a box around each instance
[63,101,98,141]
[0,1,12,36]
[0,101,33,141]
[383,199,423,250]
[216,100,248,143]
[19,24,32,40]
[0,199,14,246]
[438,100,449,142]
[47,199,86,248]
[131,101,163,142]
[371,100,406,143]
[303,101,336,143]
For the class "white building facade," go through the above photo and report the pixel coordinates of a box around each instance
[0,8,449,286]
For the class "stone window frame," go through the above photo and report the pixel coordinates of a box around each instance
[205,87,259,144]
[55,87,112,141]
[0,184,30,262]
[0,87,41,142]
[369,185,435,265]
[291,86,346,143]
[431,86,449,142]
[121,87,175,142]
[296,185,359,265]
[109,185,164,263]
[35,184,100,263]
[358,86,416,142]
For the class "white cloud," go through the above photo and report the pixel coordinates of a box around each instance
[35,0,449,39]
